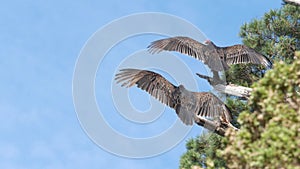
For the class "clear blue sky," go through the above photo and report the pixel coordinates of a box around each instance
[1,1,282,169]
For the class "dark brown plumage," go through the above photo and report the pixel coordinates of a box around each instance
[115,68,235,128]
[148,36,272,72]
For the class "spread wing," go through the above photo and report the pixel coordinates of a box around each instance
[115,68,178,109]
[147,36,224,71]
[148,36,272,71]
[222,45,272,68]
[115,69,196,125]
[194,92,232,122]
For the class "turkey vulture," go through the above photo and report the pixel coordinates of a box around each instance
[115,68,236,129]
[148,36,272,72]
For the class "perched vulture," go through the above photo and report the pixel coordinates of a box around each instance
[148,36,272,72]
[115,68,236,129]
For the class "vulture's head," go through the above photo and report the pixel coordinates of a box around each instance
[178,84,185,90]
[204,39,212,45]
[204,39,217,47]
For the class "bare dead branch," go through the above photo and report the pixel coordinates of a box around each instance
[196,72,252,99]
[284,0,300,6]
[194,116,239,137]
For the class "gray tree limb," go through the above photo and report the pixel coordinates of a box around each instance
[284,0,300,6]
[194,116,238,137]
[197,73,252,99]
[214,84,252,99]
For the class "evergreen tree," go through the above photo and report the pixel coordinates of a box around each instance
[220,3,300,168]
[220,52,300,169]
[240,3,299,63]
[179,2,299,169]
[179,133,226,169]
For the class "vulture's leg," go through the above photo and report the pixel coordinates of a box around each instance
[196,71,224,86]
